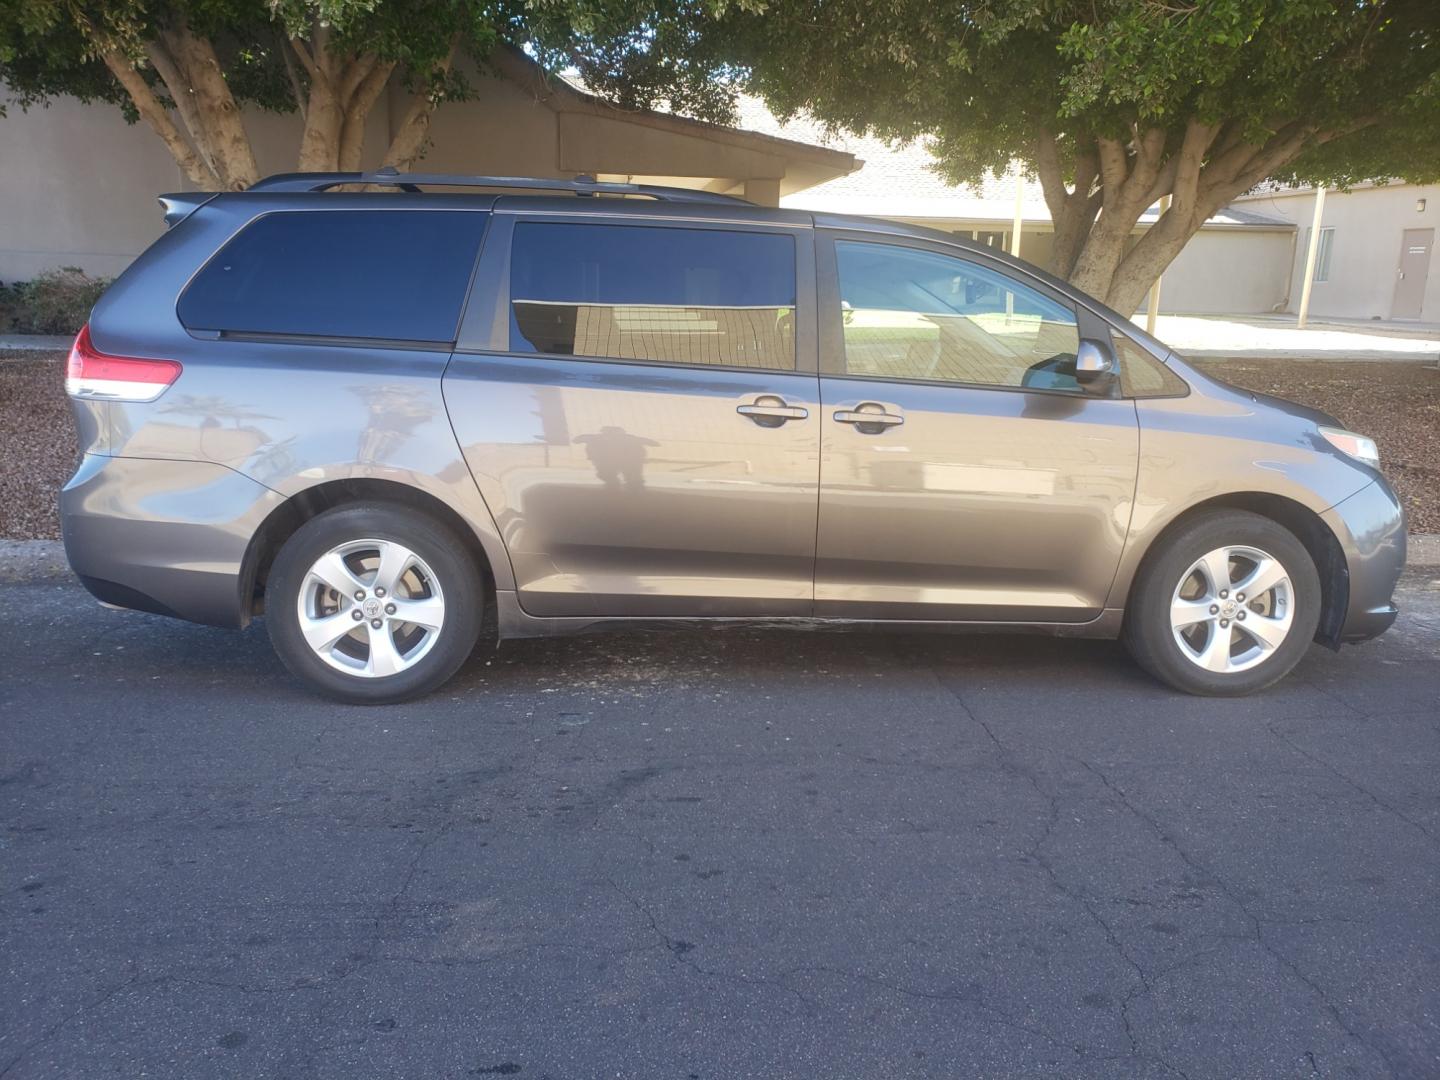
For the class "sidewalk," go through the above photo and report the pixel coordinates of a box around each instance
[1148,314,1440,361]
[0,334,72,352]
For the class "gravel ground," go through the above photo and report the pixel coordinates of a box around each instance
[0,353,74,540]
[4,350,1438,538]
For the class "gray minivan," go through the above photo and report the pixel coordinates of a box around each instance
[60,170,1406,703]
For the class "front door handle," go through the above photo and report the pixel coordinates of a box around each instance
[737,396,809,427]
[834,404,904,432]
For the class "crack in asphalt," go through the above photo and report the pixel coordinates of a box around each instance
[1080,759,1398,1079]
[0,968,151,1079]
[919,661,1199,1080]
[1264,719,1440,850]
[607,876,820,1009]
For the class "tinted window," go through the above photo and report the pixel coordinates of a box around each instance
[1114,332,1189,398]
[179,210,487,342]
[835,241,1081,391]
[509,223,796,370]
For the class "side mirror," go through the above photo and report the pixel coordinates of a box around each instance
[1074,338,1117,387]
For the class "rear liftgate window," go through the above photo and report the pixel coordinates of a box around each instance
[508,222,797,371]
[178,210,488,343]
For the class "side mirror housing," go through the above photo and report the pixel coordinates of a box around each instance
[1075,338,1117,388]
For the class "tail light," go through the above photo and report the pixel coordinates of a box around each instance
[65,325,181,402]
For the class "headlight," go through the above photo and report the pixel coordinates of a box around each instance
[1319,426,1380,468]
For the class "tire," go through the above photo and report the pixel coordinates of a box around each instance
[1123,510,1321,697]
[265,502,482,704]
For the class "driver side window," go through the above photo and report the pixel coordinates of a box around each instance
[835,241,1082,391]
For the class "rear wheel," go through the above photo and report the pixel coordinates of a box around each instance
[265,503,482,704]
[1123,510,1321,696]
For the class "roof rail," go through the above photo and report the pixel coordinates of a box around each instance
[246,167,751,205]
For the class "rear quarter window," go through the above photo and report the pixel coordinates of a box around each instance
[178,210,488,343]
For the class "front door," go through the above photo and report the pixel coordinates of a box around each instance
[444,214,820,618]
[1392,228,1433,320]
[814,234,1138,622]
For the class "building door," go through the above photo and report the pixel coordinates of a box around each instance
[1391,228,1433,319]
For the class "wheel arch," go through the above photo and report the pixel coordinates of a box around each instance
[1119,493,1348,648]
[239,478,497,624]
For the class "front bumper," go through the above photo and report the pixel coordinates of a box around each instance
[60,454,284,628]
[1322,478,1407,643]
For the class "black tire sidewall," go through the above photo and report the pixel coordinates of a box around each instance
[1124,510,1321,696]
[265,503,482,704]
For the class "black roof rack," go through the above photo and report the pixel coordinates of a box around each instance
[246,167,751,205]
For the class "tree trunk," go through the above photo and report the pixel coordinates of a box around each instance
[156,21,258,189]
[1048,192,1102,280]
[381,39,460,170]
[1067,211,1139,303]
[97,48,217,188]
[297,82,344,171]
[1103,210,1198,317]
[339,61,397,171]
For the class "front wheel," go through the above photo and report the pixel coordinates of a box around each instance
[265,503,482,704]
[1123,510,1321,696]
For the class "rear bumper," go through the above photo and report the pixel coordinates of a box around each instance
[1322,478,1407,643]
[60,454,283,629]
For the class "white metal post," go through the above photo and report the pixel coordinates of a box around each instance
[1145,194,1171,335]
[1010,175,1024,259]
[1006,175,1024,323]
[1297,186,1328,329]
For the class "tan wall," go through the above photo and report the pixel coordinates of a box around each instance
[1236,183,1440,321]
[1154,228,1293,315]
[1,62,833,283]
[0,96,180,281]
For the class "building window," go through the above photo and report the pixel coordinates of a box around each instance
[1304,226,1335,283]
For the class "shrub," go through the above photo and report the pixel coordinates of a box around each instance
[0,267,112,335]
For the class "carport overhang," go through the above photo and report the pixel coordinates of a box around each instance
[489,47,859,205]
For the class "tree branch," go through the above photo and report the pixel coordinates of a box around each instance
[339,59,397,170]
[280,36,308,121]
[381,35,461,171]
[339,53,380,106]
[289,35,325,86]
[97,47,217,188]
[157,18,258,188]
[142,38,220,180]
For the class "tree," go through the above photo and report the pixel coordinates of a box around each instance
[0,0,739,191]
[707,0,1440,315]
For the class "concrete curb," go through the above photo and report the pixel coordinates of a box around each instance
[0,335,73,353]
[0,540,71,583]
[3,535,1439,587]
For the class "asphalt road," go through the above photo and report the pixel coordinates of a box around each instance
[2,577,1438,1080]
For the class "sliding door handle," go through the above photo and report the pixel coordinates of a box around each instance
[737,396,809,427]
[834,405,904,430]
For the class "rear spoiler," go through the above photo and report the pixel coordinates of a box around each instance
[157,192,218,228]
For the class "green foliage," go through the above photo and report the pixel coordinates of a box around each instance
[0,0,745,126]
[709,0,1440,191]
[0,268,112,335]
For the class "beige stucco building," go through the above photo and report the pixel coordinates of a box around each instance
[0,50,856,283]
[1231,182,1440,322]
[5,57,1438,325]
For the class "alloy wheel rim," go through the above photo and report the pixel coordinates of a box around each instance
[1170,545,1293,674]
[296,538,445,678]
